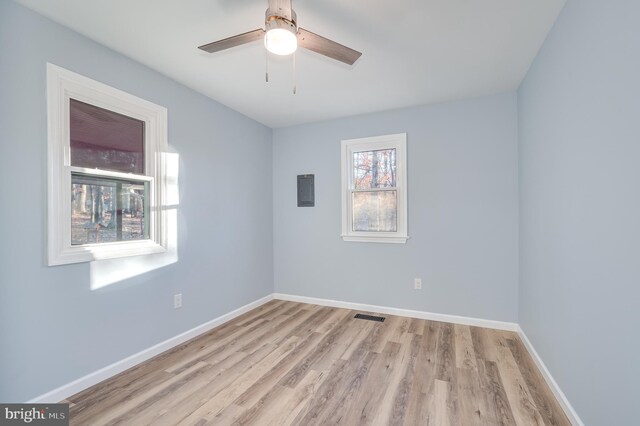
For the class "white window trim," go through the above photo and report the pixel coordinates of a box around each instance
[47,63,168,266]
[341,133,409,244]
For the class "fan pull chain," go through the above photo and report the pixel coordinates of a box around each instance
[292,0,297,95]
[292,51,297,94]
[265,39,269,83]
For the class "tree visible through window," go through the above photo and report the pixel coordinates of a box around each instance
[71,175,149,245]
[352,149,397,232]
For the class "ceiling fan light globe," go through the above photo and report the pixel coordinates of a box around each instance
[264,28,297,56]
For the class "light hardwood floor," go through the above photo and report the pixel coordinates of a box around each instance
[65,300,570,425]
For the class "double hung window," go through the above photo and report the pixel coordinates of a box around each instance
[341,133,408,243]
[47,64,168,265]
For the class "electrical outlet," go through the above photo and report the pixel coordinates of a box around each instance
[414,278,422,290]
[174,293,182,309]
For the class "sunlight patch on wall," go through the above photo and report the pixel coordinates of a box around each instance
[90,152,180,290]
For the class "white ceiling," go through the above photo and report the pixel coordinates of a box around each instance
[17,0,565,128]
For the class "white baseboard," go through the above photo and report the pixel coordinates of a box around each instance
[273,293,519,331]
[28,294,274,403]
[517,326,584,426]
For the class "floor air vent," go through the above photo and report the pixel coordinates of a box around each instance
[354,313,385,322]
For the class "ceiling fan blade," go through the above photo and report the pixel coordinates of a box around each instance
[198,29,265,53]
[297,28,362,65]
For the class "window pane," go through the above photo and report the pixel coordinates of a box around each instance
[352,190,397,232]
[71,173,149,245]
[353,149,396,189]
[70,99,145,174]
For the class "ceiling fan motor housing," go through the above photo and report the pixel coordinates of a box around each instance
[265,8,297,35]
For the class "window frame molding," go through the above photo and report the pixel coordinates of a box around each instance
[340,133,409,244]
[47,63,168,266]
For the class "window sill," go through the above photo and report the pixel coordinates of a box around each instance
[49,240,167,266]
[341,235,409,244]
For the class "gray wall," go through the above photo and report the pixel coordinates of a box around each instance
[273,93,519,322]
[0,1,273,402]
[518,0,640,424]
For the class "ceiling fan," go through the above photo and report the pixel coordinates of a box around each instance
[198,0,362,66]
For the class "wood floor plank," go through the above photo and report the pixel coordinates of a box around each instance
[313,311,372,370]
[232,331,325,408]
[121,352,248,426]
[89,361,211,426]
[340,340,401,425]
[387,315,412,344]
[314,307,349,334]
[233,300,288,327]
[457,365,498,425]
[339,317,376,361]
[318,317,408,425]
[455,324,478,371]
[288,358,350,425]
[232,384,288,426]
[235,308,317,353]
[372,333,415,426]
[479,360,518,426]
[201,312,305,366]
[407,317,424,335]
[277,312,353,388]
[388,333,422,425]
[506,337,571,426]
[285,306,336,339]
[164,318,269,374]
[206,403,245,425]
[434,379,452,426]
[151,344,277,426]
[271,370,327,426]
[471,326,500,362]
[233,368,328,426]
[65,301,571,426]
[403,320,439,425]
[436,322,456,382]
[69,368,173,424]
[371,314,401,353]
[344,316,388,363]
[495,342,547,425]
[306,351,378,425]
[178,337,301,424]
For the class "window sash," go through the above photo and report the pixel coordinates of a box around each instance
[352,148,397,190]
[351,189,398,232]
[70,170,152,246]
[69,98,146,174]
